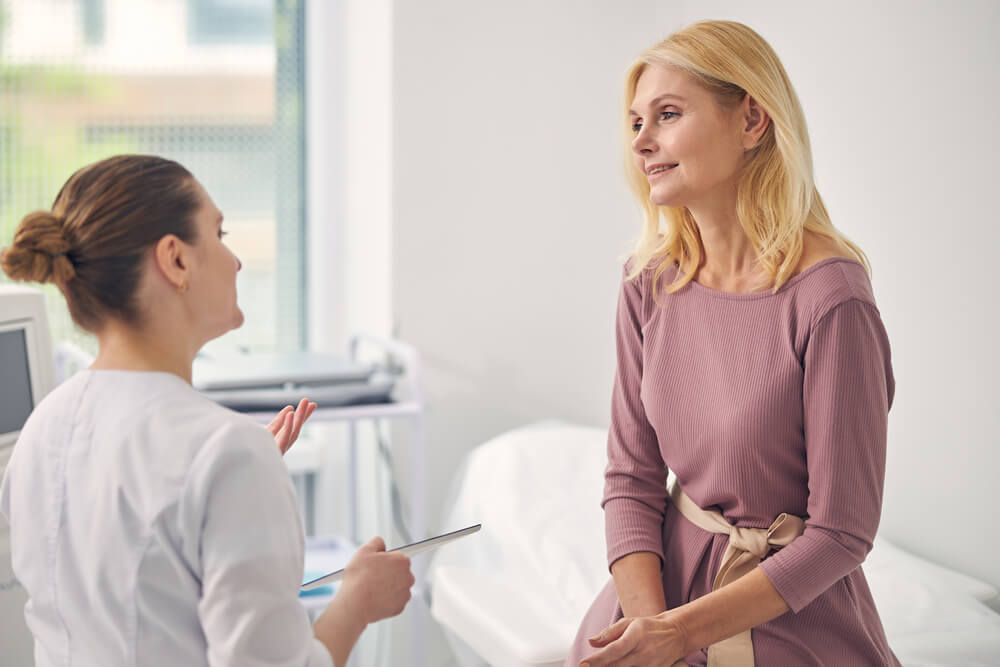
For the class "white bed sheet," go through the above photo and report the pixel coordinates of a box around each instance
[428,422,1000,667]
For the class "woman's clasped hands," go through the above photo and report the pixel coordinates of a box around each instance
[581,612,689,667]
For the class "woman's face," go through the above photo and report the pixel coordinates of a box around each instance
[630,64,747,209]
[185,180,244,341]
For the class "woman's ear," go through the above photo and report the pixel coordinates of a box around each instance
[742,95,770,150]
[152,234,190,293]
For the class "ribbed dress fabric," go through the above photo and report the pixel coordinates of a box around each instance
[566,257,900,666]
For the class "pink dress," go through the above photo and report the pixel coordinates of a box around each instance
[566,257,900,666]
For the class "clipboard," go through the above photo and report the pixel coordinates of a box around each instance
[301,524,481,591]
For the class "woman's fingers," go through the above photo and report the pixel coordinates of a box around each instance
[588,617,632,647]
[580,628,639,666]
[583,616,687,667]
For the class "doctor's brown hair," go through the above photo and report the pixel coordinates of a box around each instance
[0,155,200,333]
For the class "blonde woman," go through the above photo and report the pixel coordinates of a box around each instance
[568,22,898,667]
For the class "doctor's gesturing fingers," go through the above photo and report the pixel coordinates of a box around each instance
[268,397,318,455]
[581,613,688,667]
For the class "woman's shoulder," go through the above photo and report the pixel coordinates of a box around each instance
[789,254,877,329]
[620,254,682,328]
[622,252,681,291]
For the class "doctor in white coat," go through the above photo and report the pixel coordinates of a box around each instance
[0,154,413,667]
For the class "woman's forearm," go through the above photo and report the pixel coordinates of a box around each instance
[611,551,667,617]
[669,567,789,655]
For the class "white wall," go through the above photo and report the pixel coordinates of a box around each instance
[657,0,1000,589]
[305,1,398,663]
[388,5,660,661]
[391,0,662,536]
[309,0,394,354]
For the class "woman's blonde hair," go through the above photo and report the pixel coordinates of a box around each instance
[624,20,867,294]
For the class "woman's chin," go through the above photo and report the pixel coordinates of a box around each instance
[648,181,694,208]
[649,191,681,207]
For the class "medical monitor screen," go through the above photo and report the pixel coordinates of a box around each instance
[0,329,34,435]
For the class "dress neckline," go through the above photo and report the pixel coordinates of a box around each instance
[686,257,864,301]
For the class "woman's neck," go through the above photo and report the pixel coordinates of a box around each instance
[686,199,763,292]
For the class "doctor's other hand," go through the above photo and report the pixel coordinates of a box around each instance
[581,613,688,667]
[267,398,317,455]
[340,536,414,624]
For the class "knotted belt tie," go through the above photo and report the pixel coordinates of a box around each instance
[667,482,805,667]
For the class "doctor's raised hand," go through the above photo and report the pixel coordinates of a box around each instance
[268,397,318,454]
[0,154,412,667]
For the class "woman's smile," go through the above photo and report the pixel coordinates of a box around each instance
[646,163,678,180]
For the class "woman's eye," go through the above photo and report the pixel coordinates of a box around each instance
[218,229,229,239]
[632,110,678,133]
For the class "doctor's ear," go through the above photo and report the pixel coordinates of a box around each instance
[152,234,191,293]
[741,95,770,150]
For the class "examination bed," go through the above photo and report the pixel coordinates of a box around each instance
[427,423,1000,667]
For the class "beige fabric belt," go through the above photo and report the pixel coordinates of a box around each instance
[667,482,806,667]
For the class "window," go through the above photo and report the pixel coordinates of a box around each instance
[82,0,104,45]
[0,0,306,354]
[189,0,273,45]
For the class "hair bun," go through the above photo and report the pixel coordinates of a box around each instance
[0,210,76,285]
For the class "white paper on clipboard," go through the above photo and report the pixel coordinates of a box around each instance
[301,524,481,591]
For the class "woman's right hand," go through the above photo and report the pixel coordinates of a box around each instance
[339,536,415,624]
[581,613,688,667]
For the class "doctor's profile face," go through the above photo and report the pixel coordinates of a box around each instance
[630,64,748,209]
[183,179,244,342]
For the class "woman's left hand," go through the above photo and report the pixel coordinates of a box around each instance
[581,613,688,667]
[267,398,317,455]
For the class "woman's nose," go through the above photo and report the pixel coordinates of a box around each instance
[632,124,656,155]
[235,255,242,272]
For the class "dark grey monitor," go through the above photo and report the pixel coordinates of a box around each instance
[0,329,34,435]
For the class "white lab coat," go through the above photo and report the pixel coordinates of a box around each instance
[0,370,332,667]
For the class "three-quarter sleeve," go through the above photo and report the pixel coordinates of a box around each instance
[602,267,669,569]
[759,298,895,613]
[180,421,333,667]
